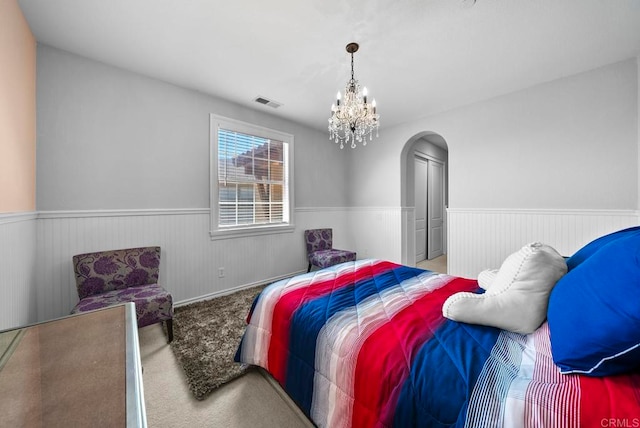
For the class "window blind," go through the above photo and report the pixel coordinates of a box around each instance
[217,128,288,227]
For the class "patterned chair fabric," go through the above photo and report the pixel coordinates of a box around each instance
[304,228,356,272]
[71,246,174,342]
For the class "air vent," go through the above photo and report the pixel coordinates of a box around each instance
[254,96,282,109]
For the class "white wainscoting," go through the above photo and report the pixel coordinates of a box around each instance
[447,208,639,278]
[348,207,404,264]
[34,207,352,323]
[0,213,38,330]
[9,206,636,325]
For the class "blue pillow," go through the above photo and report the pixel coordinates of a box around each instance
[566,226,640,271]
[548,231,640,376]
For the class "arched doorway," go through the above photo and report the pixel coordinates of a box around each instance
[400,132,449,267]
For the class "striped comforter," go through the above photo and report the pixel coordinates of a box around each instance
[235,259,640,427]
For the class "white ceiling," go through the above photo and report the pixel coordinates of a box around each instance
[18,0,640,133]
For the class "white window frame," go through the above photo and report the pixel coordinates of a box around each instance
[210,114,295,240]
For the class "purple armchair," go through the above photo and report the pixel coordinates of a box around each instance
[304,228,356,272]
[71,246,174,342]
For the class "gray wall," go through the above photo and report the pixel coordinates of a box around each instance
[28,45,640,320]
[349,59,638,211]
[30,45,356,324]
[36,45,349,211]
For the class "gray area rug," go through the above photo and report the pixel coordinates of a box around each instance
[169,284,266,400]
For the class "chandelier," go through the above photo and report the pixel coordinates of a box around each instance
[328,42,380,149]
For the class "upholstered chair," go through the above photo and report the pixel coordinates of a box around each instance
[304,228,357,272]
[71,246,174,342]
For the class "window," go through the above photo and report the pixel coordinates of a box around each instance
[210,115,294,239]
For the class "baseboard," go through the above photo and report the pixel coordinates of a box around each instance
[173,269,307,308]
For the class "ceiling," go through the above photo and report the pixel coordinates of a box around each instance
[18,0,640,133]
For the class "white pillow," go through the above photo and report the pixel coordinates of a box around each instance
[477,269,498,290]
[442,242,567,334]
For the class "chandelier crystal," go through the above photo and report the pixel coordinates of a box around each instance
[328,43,380,149]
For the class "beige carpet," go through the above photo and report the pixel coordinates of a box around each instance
[139,323,314,427]
[416,254,447,273]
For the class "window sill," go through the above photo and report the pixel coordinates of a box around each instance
[209,223,295,241]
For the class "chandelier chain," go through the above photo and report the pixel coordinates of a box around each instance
[351,51,355,82]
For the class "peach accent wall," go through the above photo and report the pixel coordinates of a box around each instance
[0,0,36,213]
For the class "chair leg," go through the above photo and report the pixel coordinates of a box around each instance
[166,319,174,343]
[307,263,312,273]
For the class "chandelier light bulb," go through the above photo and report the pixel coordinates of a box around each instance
[327,42,380,149]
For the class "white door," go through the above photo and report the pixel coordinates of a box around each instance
[427,160,444,260]
[414,157,428,263]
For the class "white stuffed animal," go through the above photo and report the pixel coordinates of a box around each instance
[442,242,567,334]
[477,268,498,290]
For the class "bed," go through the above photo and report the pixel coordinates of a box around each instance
[235,230,640,427]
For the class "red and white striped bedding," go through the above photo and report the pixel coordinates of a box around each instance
[236,259,640,427]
